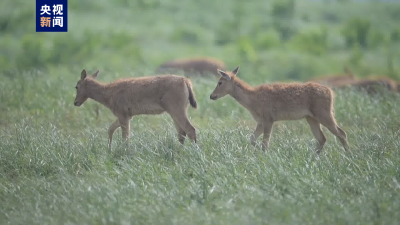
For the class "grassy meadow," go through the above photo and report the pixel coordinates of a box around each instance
[1,0,400,224]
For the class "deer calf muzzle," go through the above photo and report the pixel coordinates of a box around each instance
[210,94,217,100]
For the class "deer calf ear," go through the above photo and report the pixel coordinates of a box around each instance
[81,69,87,80]
[232,66,240,76]
[92,70,99,79]
[218,69,231,80]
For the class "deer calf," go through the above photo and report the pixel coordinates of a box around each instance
[333,77,399,94]
[210,67,349,153]
[310,66,356,87]
[74,70,198,150]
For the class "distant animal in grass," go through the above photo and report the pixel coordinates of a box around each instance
[333,76,399,94]
[210,66,349,154]
[310,66,356,87]
[156,57,226,77]
[74,69,198,150]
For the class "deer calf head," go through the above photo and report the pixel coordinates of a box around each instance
[210,66,240,100]
[74,69,99,106]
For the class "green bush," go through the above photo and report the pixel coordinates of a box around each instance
[215,21,239,46]
[255,30,281,50]
[348,43,364,66]
[0,35,18,71]
[386,52,398,80]
[270,0,296,41]
[388,4,400,21]
[341,17,371,48]
[272,20,297,41]
[271,0,295,19]
[136,0,161,9]
[68,0,105,12]
[279,56,321,81]
[214,0,244,46]
[170,27,200,44]
[301,14,310,22]
[322,11,340,23]
[367,30,388,49]
[390,29,400,42]
[16,34,47,70]
[232,0,245,30]
[11,29,148,72]
[49,33,93,65]
[0,1,33,34]
[290,27,328,56]
[237,36,259,63]
[106,32,135,49]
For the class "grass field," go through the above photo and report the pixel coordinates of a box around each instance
[1,0,400,224]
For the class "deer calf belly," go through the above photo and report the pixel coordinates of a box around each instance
[131,105,165,115]
[275,109,310,121]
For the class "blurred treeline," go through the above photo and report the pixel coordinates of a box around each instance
[1,0,400,82]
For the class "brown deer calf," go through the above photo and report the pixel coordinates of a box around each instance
[210,67,349,153]
[157,57,226,77]
[310,66,356,87]
[333,76,399,94]
[74,70,197,150]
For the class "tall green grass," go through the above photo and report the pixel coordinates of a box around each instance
[1,68,400,224]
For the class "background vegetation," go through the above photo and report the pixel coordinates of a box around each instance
[0,0,399,224]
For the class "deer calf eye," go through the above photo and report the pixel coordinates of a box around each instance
[218,82,222,86]
[75,86,78,89]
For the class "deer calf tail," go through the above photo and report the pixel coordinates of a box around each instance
[185,79,197,109]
